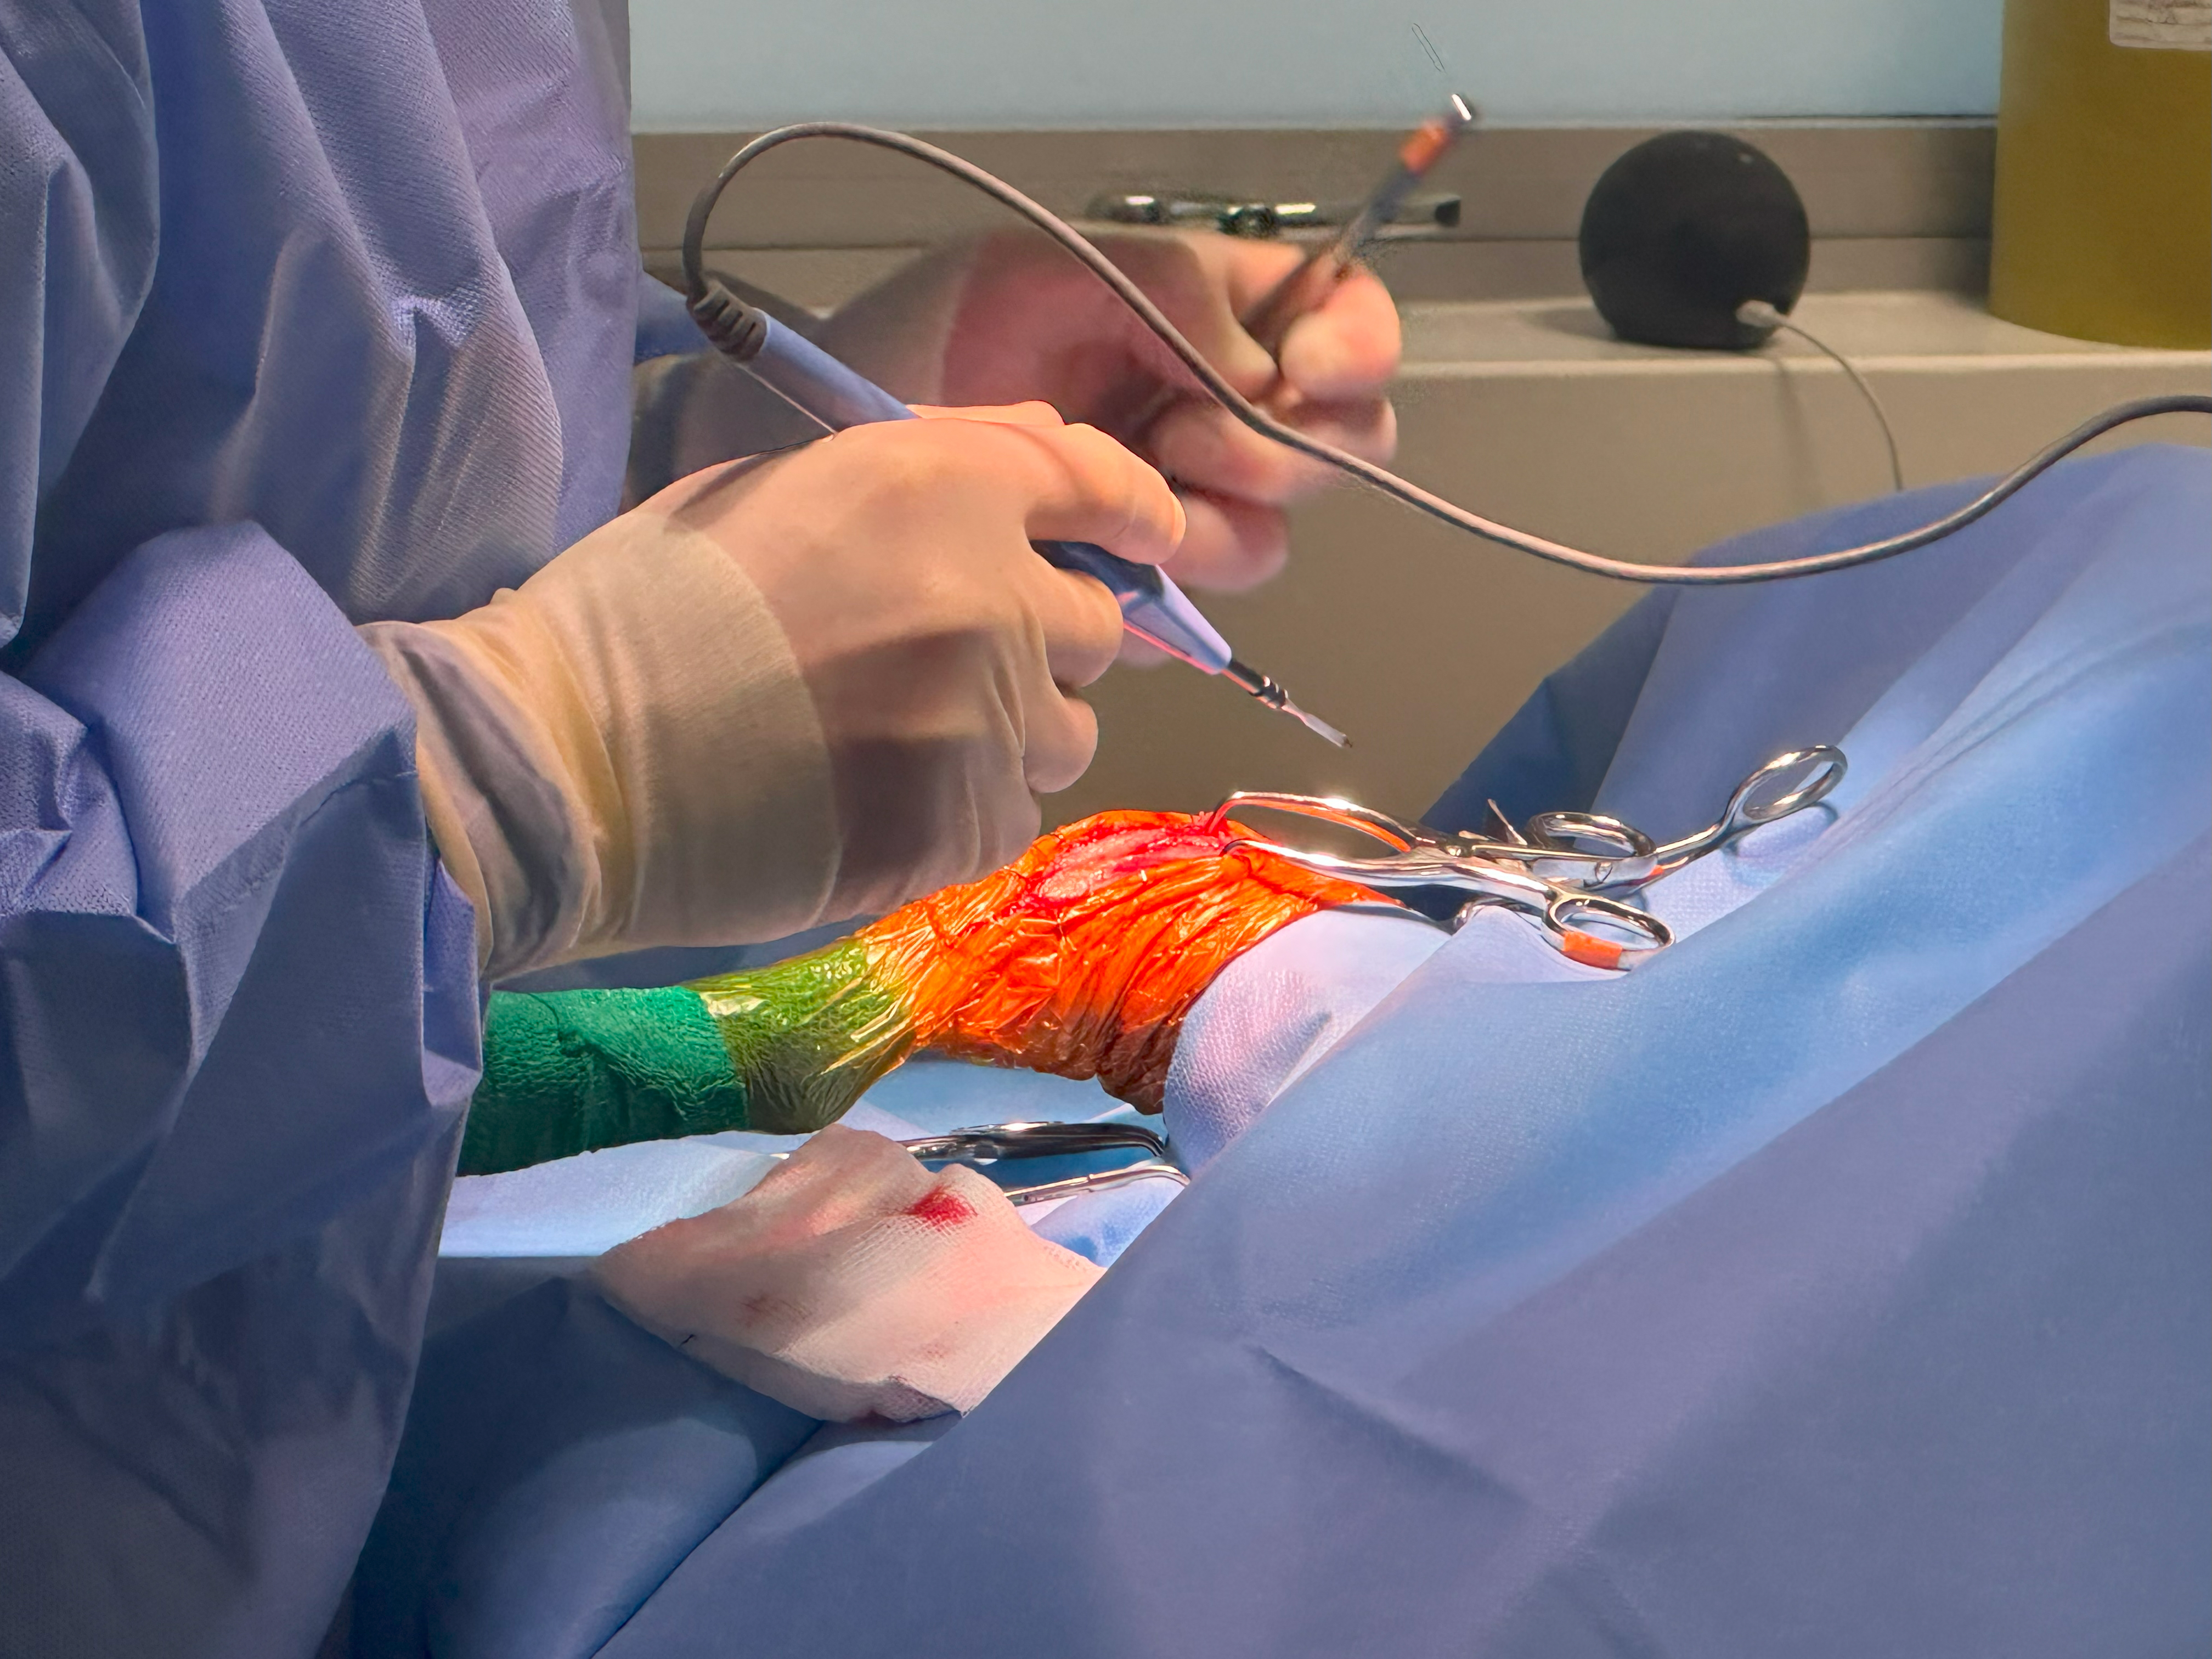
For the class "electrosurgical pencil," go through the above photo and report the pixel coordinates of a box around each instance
[1239,93,1476,354]
[688,293,1349,747]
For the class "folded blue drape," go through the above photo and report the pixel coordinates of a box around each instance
[365,444,2210,1658]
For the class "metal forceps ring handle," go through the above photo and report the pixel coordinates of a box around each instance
[1671,743,1848,854]
[1522,745,1848,889]
[1417,857,1673,969]
[1508,885,1673,970]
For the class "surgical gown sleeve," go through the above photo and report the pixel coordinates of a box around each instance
[1,12,482,1652]
[0,532,483,1652]
[1,530,481,1334]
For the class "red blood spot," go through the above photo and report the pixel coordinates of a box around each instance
[906,1187,974,1230]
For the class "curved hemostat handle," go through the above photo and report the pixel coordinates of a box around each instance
[1653,745,1849,868]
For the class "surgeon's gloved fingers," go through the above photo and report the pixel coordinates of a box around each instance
[1025,560,1126,690]
[918,404,1180,691]
[1154,491,1289,597]
[1114,634,1174,669]
[1127,233,1286,398]
[989,414,1189,569]
[907,398,1063,429]
[652,407,1180,923]
[892,229,1290,417]
[1147,393,1398,505]
[1148,400,1336,504]
[895,409,1187,583]
[954,229,1287,405]
[1206,239,1400,407]
[1306,392,1400,463]
[1024,687,1099,795]
[1271,264,1402,402]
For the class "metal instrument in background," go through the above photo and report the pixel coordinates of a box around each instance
[1239,93,1475,353]
[1088,190,1461,241]
[1101,97,1476,515]
[1217,745,1847,970]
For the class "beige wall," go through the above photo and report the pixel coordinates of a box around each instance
[1047,292,2210,827]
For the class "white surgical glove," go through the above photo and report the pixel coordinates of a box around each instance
[820,228,1400,598]
[628,232,1399,603]
[365,403,1183,980]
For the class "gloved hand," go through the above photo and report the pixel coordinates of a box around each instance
[628,229,1400,608]
[365,404,1183,980]
[816,227,1401,600]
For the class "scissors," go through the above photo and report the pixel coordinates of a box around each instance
[1217,745,1846,970]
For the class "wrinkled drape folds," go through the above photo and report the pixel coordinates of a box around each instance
[368,445,2208,1659]
[1,0,637,1650]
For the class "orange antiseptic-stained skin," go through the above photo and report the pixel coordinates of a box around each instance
[855,810,1383,1113]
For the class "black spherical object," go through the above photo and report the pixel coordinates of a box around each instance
[1578,132,1810,351]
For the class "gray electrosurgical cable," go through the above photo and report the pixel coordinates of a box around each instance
[685,123,2211,587]
[1737,300,1905,494]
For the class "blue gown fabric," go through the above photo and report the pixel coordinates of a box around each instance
[363,444,2209,1657]
[1,2,639,1651]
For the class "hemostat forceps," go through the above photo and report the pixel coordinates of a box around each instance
[899,1121,1188,1207]
[1508,746,1846,894]
[1217,745,1846,970]
[1221,802,1674,970]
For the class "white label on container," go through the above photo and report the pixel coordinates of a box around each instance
[2110,0,2212,49]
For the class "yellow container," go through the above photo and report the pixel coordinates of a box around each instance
[1989,0,2211,348]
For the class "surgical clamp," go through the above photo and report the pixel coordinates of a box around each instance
[1216,745,1847,969]
[1512,744,1847,892]
[899,1121,1188,1207]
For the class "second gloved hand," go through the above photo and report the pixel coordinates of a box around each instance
[365,404,1182,979]
[629,230,1398,605]
[817,228,1401,598]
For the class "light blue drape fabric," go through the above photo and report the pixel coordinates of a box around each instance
[1,2,639,1650]
[363,445,2209,1658]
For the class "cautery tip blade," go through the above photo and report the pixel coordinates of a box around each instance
[1284,699,1352,748]
[1224,658,1351,748]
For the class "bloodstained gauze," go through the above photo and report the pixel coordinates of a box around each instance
[906,1187,975,1231]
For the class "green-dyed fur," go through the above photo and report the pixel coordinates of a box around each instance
[459,986,748,1176]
